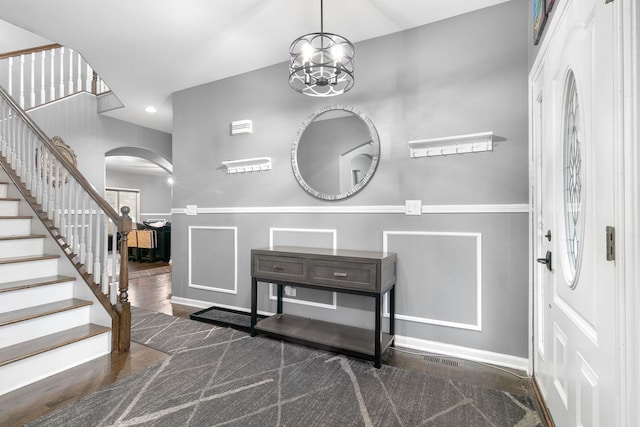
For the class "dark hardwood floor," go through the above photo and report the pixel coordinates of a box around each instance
[0,261,546,426]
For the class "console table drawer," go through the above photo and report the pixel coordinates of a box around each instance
[310,260,377,291]
[253,255,308,281]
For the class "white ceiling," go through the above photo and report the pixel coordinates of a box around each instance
[0,0,512,134]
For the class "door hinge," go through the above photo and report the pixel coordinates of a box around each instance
[605,0,614,4]
[606,226,615,261]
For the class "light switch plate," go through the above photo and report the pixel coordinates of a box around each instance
[185,205,198,216]
[405,200,422,215]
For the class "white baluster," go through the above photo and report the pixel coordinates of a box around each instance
[68,48,74,95]
[77,52,82,92]
[8,57,13,98]
[40,51,46,105]
[30,53,35,108]
[40,148,47,208]
[80,192,87,264]
[74,182,80,254]
[59,47,65,98]
[9,119,17,168]
[29,136,36,192]
[94,210,101,283]
[50,49,56,101]
[102,216,109,294]
[19,55,25,108]
[0,103,5,156]
[86,64,92,93]
[54,160,61,227]
[86,200,94,274]
[60,166,67,238]
[19,123,25,178]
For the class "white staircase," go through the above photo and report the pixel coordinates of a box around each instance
[0,180,111,396]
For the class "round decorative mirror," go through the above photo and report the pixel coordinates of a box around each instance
[292,105,380,200]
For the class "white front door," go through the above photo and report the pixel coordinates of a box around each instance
[530,0,622,426]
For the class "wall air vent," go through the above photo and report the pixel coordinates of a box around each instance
[231,119,253,135]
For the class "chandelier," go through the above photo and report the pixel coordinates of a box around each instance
[288,0,355,97]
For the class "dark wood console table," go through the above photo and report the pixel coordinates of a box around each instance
[250,246,396,368]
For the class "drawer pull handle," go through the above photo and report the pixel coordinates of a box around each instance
[273,265,285,271]
[333,272,348,278]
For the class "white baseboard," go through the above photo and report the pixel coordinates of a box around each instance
[170,296,530,373]
[394,335,530,374]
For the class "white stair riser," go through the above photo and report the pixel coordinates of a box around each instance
[0,281,75,314]
[0,185,7,198]
[0,200,19,216]
[0,258,58,284]
[0,331,111,395]
[0,306,91,348]
[0,218,32,237]
[0,237,45,258]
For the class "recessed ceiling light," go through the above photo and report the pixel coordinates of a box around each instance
[145,106,157,113]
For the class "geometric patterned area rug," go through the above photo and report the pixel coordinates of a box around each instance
[27,307,543,426]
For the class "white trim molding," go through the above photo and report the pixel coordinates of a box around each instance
[383,230,483,332]
[268,227,337,309]
[171,203,530,215]
[394,335,530,374]
[188,226,238,294]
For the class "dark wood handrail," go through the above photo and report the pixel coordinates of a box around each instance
[0,85,119,224]
[0,43,63,60]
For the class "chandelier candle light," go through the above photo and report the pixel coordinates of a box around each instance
[289,0,355,97]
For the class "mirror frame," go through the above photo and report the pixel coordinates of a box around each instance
[291,105,380,201]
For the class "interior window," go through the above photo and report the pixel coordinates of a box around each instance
[105,188,140,228]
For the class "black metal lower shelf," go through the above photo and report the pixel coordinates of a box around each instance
[254,313,394,360]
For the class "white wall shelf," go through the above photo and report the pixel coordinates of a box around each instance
[221,157,272,174]
[408,131,494,158]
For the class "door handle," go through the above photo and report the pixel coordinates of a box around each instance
[536,251,552,271]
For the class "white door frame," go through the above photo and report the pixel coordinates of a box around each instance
[619,1,639,426]
[529,0,637,425]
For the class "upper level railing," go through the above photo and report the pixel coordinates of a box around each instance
[0,44,111,110]
[0,83,130,352]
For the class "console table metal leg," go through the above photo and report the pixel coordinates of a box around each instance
[389,285,395,347]
[276,284,283,314]
[374,293,382,368]
[250,277,257,336]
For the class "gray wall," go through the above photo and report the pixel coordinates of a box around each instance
[0,19,51,53]
[172,0,530,358]
[27,92,172,193]
[105,169,172,222]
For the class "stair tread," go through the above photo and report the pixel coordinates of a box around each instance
[0,234,46,241]
[0,198,20,201]
[0,324,110,367]
[0,275,76,294]
[0,254,59,265]
[0,216,32,219]
[0,298,93,327]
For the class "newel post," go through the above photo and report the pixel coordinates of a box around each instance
[115,205,132,352]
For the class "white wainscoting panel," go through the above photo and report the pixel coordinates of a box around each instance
[188,226,237,294]
[383,231,483,331]
[268,227,337,309]
[171,203,530,215]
